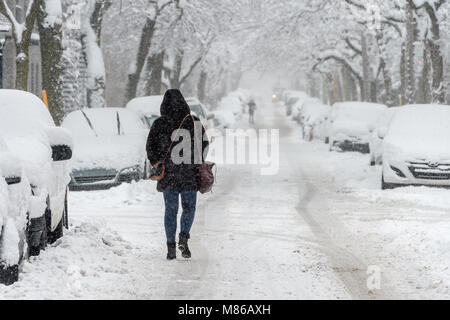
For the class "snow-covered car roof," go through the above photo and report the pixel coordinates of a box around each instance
[0,90,55,137]
[332,102,387,123]
[125,95,163,117]
[385,105,450,159]
[62,108,147,137]
[301,100,330,125]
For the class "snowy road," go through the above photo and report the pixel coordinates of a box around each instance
[3,100,450,299]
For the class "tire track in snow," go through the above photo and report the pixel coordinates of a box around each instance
[271,104,392,299]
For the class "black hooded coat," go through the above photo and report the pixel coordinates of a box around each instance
[146,89,209,192]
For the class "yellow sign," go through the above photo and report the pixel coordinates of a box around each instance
[42,90,49,109]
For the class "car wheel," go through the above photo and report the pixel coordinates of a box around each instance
[381,175,396,190]
[46,194,63,245]
[370,155,376,166]
[143,161,148,180]
[0,264,19,286]
[48,192,66,244]
[48,218,63,245]
[29,224,47,257]
[64,189,69,229]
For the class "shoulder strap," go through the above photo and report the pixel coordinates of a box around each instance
[162,114,191,163]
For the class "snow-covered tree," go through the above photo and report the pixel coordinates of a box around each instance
[80,0,111,108]
[0,0,40,90]
[37,0,64,124]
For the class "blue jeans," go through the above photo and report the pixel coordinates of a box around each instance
[163,190,197,244]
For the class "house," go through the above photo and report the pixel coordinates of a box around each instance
[0,1,42,96]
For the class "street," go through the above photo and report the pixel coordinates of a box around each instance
[2,99,450,299]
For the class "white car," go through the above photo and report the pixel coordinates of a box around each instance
[0,90,73,285]
[381,105,450,189]
[185,97,215,132]
[284,91,308,117]
[329,102,387,153]
[62,108,149,191]
[296,99,330,141]
[368,107,398,166]
[126,95,163,129]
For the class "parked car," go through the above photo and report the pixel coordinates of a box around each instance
[284,91,308,117]
[329,102,387,153]
[0,89,73,285]
[380,105,450,189]
[300,101,331,142]
[62,108,149,191]
[185,97,215,131]
[126,95,163,129]
[368,107,398,166]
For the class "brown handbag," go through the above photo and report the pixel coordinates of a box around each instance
[150,114,191,181]
[192,117,216,193]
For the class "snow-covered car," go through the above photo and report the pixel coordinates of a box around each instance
[186,97,215,131]
[126,95,163,129]
[300,100,331,142]
[329,102,387,153]
[368,107,398,166]
[0,90,73,284]
[381,105,450,189]
[62,108,149,191]
[217,95,245,120]
[284,91,308,117]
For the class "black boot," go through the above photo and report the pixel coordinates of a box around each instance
[167,243,176,260]
[178,233,191,259]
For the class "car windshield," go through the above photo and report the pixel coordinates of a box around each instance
[190,105,206,119]
[63,109,145,137]
[145,115,160,128]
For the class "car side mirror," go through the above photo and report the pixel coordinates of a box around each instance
[377,127,388,140]
[0,152,23,185]
[46,127,74,162]
[207,113,215,120]
[52,145,73,161]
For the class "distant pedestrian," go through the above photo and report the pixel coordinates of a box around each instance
[248,99,257,124]
[146,89,209,260]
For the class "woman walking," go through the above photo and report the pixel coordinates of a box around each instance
[146,89,209,260]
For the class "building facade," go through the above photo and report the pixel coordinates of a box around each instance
[0,0,42,97]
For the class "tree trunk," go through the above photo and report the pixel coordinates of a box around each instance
[417,43,431,104]
[197,70,207,103]
[169,53,184,89]
[424,5,444,103]
[38,2,64,124]
[15,43,30,91]
[405,3,416,104]
[125,17,157,102]
[361,32,371,102]
[144,51,164,96]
